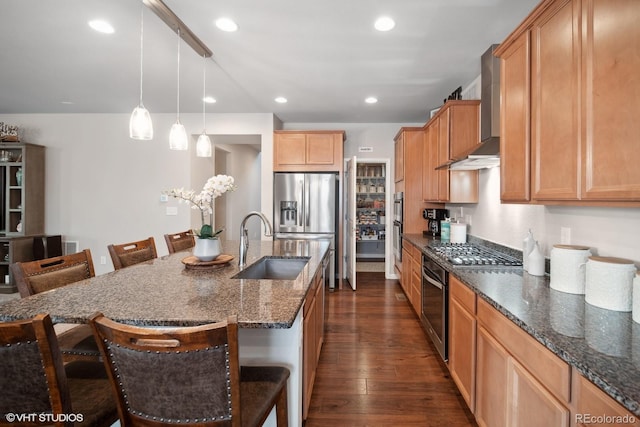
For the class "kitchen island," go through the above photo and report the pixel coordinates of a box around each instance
[403,233,640,419]
[0,239,330,427]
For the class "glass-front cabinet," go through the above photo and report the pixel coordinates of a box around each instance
[356,163,386,258]
[0,143,45,293]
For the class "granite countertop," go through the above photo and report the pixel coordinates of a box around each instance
[403,233,640,416]
[0,239,330,329]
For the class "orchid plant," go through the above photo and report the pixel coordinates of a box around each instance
[164,174,236,239]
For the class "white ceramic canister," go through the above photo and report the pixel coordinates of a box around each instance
[450,223,467,244]
[549,244,592,294]
[633,272,640,323]
[585,256,637,312]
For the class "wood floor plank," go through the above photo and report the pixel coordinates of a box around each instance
[305,272,476,426]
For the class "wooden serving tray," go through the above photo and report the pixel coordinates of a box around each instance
[181,254,235,270]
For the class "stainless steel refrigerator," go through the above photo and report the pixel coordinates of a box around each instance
[273,172,337,289]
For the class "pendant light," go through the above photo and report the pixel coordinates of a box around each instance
[169,28,188,150]
[196,54,212,157]
[129,3,153,140]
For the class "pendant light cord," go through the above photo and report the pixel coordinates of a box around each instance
[202,54,206,130]
[176,28,181,121]
[139,4,144,105]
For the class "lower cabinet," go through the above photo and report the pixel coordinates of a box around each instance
[449,276,639,426]
[302,263,325,420]
[400,239,421,316]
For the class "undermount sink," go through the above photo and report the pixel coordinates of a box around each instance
[232,256,310,280]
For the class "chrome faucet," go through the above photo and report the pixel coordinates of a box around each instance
[238,211,273,268]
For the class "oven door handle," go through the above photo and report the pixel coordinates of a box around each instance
[422,271,443,290]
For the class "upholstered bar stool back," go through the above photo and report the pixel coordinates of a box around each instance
[0,313,117,427]
[107,237,157,270]
[164,230,195,254]
[10,249,101,362]
[89,313,290,427]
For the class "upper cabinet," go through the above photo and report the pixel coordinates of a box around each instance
[496,0,640,205]
[422,101,479,204]
[273,131,345,172]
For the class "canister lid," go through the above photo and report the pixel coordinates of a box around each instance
[588,256,635,265]
[553,244,590,250]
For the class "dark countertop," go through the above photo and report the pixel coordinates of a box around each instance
[0,239,329,329]
[403,233,640,416]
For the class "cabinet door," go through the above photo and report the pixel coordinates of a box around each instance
[401,247,411,296]
[422,123,439,202]
[449,102,480,160]
[449,297,476,412]
[394,134,405,183]
[500,30,531,202]
[302,296,317,419]
[581,0,640,200]
[274,133,306,167]
[410,257,421,315]
[476,325,509,427]
[437,114,451,202]
[507,359,570,427]
[315,274,324,362]
[574,372,640,427]
[531,0,580,200]
[306,133,335,165]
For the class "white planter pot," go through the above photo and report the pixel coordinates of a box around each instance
[193,238,221,262]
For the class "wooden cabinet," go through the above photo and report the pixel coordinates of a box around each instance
[274,131,345,172]
[394,131,405,183]
[400,239,422,316]
[530,0,580,201]
[395,128,429,234]
[449,276,476,412]
[451,277,639,426]
[422,124,439,202]
[499,30,531,203]
[475,298,571,426]
[421,101,479,204]
[0,143,45,236]
[573,370,640,427]
[302,264,326,419]
[496,0,640,204]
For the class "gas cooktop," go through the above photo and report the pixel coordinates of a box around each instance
[428,242,522,266]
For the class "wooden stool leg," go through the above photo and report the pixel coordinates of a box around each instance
[275,385,289,427]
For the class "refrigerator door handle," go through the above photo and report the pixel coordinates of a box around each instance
[298,178,304,227]
[304,177,310,227]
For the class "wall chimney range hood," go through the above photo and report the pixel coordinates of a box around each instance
[446,44,501,170]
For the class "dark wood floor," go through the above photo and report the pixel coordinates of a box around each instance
[305,272,477,427]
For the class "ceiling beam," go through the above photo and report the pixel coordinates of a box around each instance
[143,0,213,58]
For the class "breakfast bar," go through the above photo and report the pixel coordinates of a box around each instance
[0,239,330,427]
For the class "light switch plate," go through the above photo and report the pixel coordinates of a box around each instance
[160,194,169,202]
[166,206,178,216]
[560,227,571,244]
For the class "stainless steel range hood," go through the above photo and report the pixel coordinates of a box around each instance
[448,45,501,170]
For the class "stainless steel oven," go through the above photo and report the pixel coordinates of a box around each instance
[421,253,448,361]
[393,192,403,262]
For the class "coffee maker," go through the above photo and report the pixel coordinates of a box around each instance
[423,208,449,236]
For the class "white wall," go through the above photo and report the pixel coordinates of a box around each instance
[448,167,640,264]
[1,112,275,275]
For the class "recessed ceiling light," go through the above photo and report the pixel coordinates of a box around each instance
[215,17,238,32]
[275,97,288,104]
[60,101,74,105]
[374,16,395,32]
[88,20,115,34]
[203,96,217,104]
[365,97,378,104]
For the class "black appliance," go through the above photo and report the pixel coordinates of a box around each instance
[421,242,522,362]
[422,208,448,236]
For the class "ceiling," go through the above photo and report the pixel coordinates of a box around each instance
[0,0,539,123]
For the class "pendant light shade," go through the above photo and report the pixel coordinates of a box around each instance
[196,133,212,157]
[130,5,153,140]
[196,54,212,157]
[169,28,188,151]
